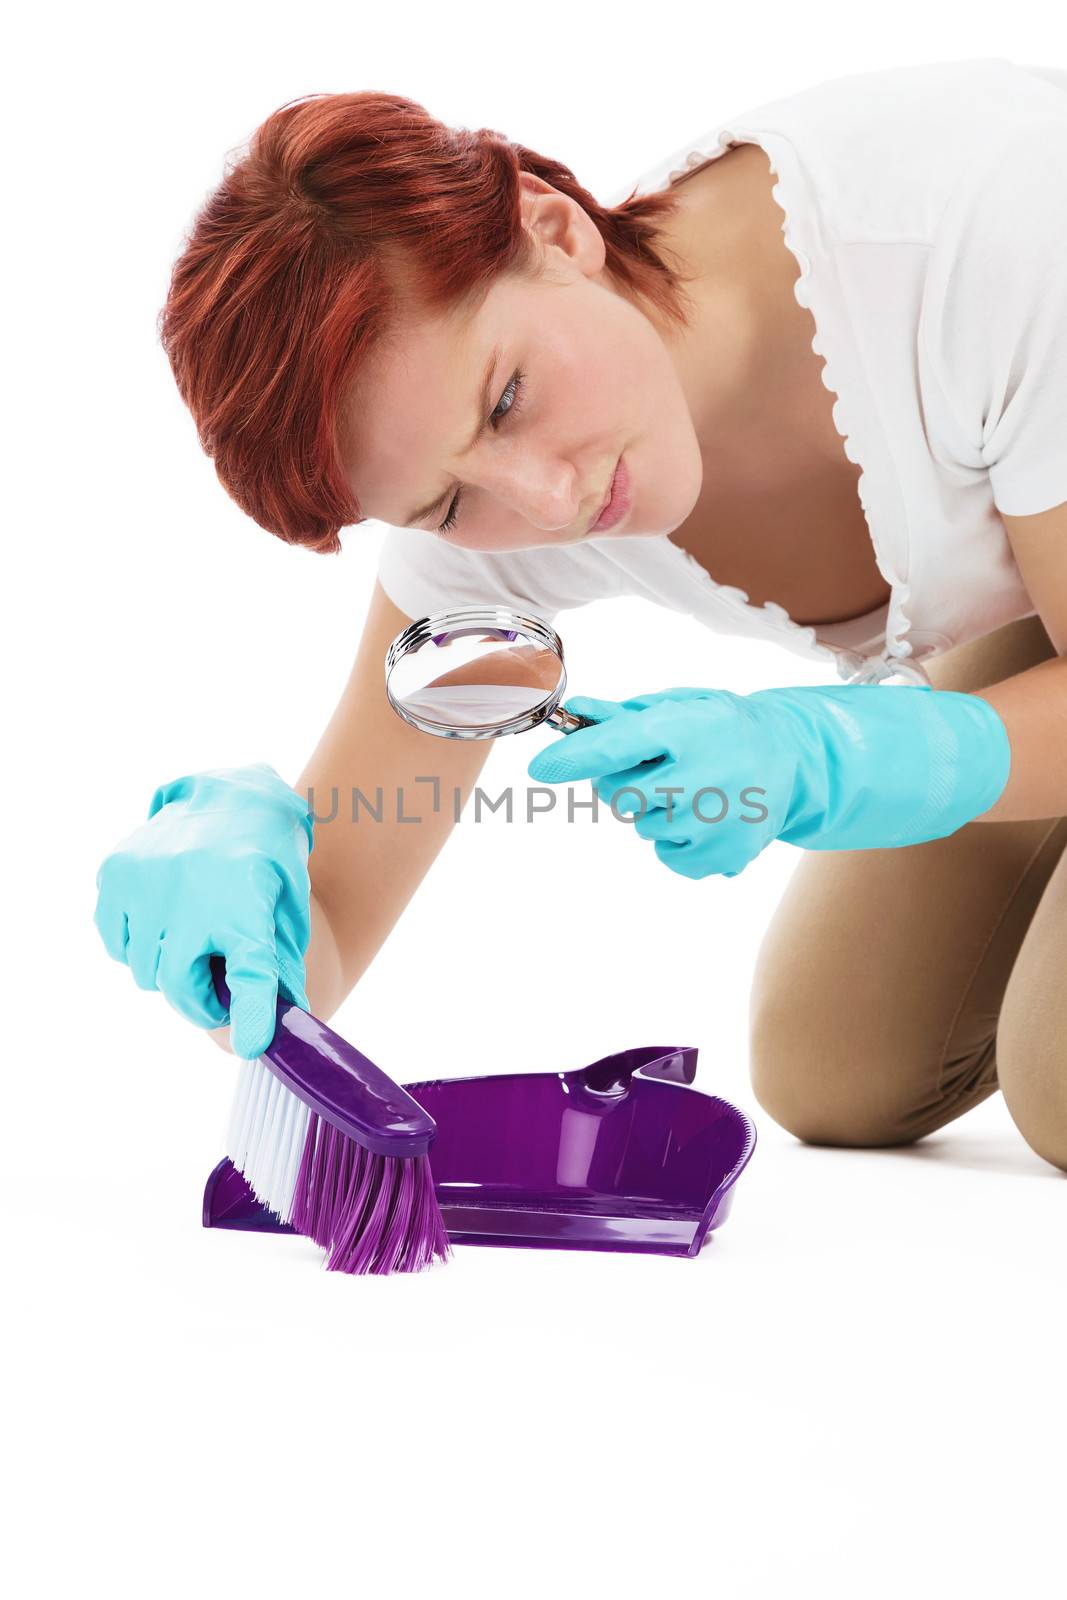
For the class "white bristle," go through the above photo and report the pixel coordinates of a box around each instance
[225,1059,310,1224]
[227,1059,259,1160]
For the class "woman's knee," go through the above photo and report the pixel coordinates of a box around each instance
[997,1075,1067,1172]
[748,953,931,1149]
[996,1023,1067,1172]
[996,875,1067,1173]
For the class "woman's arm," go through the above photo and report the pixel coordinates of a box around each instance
[522,514,1067,881]
[916,120,1067,823]
[974,500,1067,822]
[298,579,495,1015]
[212,579,494,1050]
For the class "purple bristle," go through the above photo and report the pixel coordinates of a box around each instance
[292,1112,451,1275]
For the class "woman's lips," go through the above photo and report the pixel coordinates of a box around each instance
[589,455,632,534]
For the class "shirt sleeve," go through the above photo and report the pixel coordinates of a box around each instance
[375,524,616,625]
[919,115,1067,517]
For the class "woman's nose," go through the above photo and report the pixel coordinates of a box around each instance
[481,456,580,532]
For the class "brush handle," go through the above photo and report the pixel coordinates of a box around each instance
[210,955,436,1158]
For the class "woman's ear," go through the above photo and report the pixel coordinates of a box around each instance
[516,172,607,279]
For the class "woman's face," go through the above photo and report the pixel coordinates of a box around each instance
[340,177,705,552]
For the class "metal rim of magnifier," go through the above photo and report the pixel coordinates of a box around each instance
[384,605,590,740]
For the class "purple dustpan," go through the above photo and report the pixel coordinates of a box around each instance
[205,1044,755,1258]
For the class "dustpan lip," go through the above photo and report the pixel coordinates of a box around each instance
[691,1108,758,1256]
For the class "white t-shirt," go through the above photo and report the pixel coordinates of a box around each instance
[376,57,1067,685]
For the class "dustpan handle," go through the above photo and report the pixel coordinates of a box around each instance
[570,1045,698,1095]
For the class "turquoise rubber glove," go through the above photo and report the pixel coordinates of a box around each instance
[526,683,1011,880]
[94,762,314,1057]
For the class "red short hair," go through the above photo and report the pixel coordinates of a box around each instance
[159,92,691,553]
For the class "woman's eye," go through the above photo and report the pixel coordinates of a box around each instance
[489,368,526,429]
[437,490,462,535]
[436,369,527,536]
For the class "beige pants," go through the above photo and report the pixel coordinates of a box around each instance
[750,615,1067,1171]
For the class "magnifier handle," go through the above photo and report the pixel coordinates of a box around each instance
[545,705,599,732]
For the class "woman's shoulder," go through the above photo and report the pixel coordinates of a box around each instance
[919,109,1067,518]
[616,59,1064,243]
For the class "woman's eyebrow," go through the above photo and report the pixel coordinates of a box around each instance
[403,342,502,526]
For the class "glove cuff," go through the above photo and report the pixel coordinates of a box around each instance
[750,684,1012,851]
[898,689,1011,844]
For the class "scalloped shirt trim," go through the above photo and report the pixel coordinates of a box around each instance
[606,125,932,687]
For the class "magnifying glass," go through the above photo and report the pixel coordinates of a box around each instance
[384,606,597,740]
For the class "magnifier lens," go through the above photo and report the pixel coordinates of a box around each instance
[388,625,564,730]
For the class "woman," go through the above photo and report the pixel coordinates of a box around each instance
[95,58,1067,1170]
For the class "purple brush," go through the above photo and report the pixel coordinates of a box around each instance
[211,956,451,1275]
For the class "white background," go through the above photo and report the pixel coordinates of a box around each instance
[6,4,1065,1595]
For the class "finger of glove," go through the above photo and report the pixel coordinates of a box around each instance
[654,833,758,880]
[155,940,230,1030]
[632,805,692,843]
[93,891,130,964]
[593,756,678,814]
[126,922,162,991]
[222,932,283,1059]
[274,922,311,1011]
[273,858,313,957]
[528,709,672,785]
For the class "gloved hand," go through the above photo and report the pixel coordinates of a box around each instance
[93,762,314,1057]
[526,683,1011,880]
